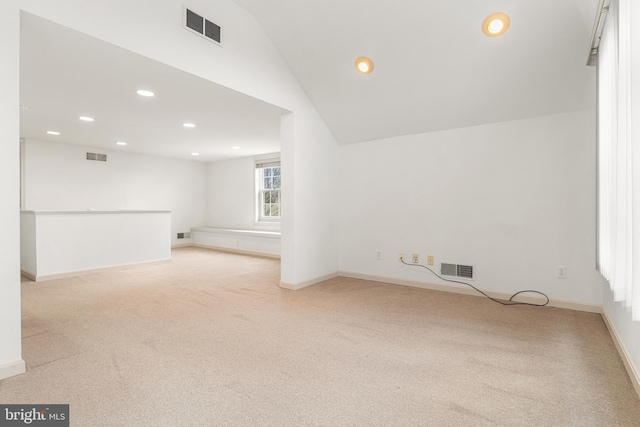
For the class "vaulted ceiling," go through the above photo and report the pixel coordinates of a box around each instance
[20,1,600,160]
[233,0,599,144]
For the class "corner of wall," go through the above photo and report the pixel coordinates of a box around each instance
[0,359,26,382]
[279,271,338,290]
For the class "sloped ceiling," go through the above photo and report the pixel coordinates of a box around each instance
[20,12,287,162]
[233,0,599,144]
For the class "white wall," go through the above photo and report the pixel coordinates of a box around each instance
[22,139,206,246]
[283,112,339,286]
[339,109,602,305]
[17,0,339,286]
[0,0,25,380]
[21,211,171,279]
[4,0,339,377]
[205,155,281,231]
[12,0,338,270]
[2,0,634,391]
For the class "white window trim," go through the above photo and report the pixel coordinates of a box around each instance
[255,157,281,226]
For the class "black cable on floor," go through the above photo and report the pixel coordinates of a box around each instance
[400,258,549,307]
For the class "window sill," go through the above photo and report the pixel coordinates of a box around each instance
[253,221,281,231]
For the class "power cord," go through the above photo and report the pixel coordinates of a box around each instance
[400,257,549,307]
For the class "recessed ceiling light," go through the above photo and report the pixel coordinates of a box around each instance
[46,131,60,135]
[116,141,127,146]
[355,56,374,75]
[183,123,196,128]
[79,116,95,122]
[136,89,155,97]
[482,12,510,37]
[232,146,241,150]
[191,152,200,156]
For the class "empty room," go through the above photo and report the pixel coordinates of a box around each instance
[1,0,640,426]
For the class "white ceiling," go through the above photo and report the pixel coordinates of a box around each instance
[20,12,287,163]
[232,0,599,144]
[20,1,600,157]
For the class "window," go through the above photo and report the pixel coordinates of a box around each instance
[256,159,281,222]
[597,0,640,320]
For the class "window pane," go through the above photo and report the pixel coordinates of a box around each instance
[257,164,281,221]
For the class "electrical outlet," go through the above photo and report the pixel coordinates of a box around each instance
[557,265,567,279]
[399,253,405,263]
[376,250,382,260]
[427,255,434,266]
[411,253,419,264]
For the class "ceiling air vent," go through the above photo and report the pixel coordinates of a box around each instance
[184,7,221,45]
[441,263,474,280]
[86,152,107,162]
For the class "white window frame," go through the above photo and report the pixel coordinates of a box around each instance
[255,158,281,224]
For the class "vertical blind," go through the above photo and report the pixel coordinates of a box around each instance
[597,0,640,320]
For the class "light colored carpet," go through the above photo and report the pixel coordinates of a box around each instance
[1,247,639,426]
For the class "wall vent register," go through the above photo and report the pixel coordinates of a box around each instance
[86,152,107,162]
[441,263,474,279]
[184,7,221,45]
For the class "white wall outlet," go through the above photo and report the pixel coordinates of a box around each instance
[376,250,382,260]
[557,265,567,279]
[399,253,405,263]
[411,253,419,264]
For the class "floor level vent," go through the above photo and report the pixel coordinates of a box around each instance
[441,263,474,280]
[184,7,221,45]
[86,152,107,162]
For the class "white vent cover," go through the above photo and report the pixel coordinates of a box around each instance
[183,6,221,45]
[441,263,474,279]
[86,152,107,162]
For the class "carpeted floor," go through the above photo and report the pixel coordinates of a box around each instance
[1,247,639,426]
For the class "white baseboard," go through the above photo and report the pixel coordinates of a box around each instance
[278,270,602,314]
[280,271,339,290]
[191,243,280,259]
[171,243,193,249]
[601,308,640,399]
[338,271,602,314]
[22,258,172,282]
[0,359,26,381]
